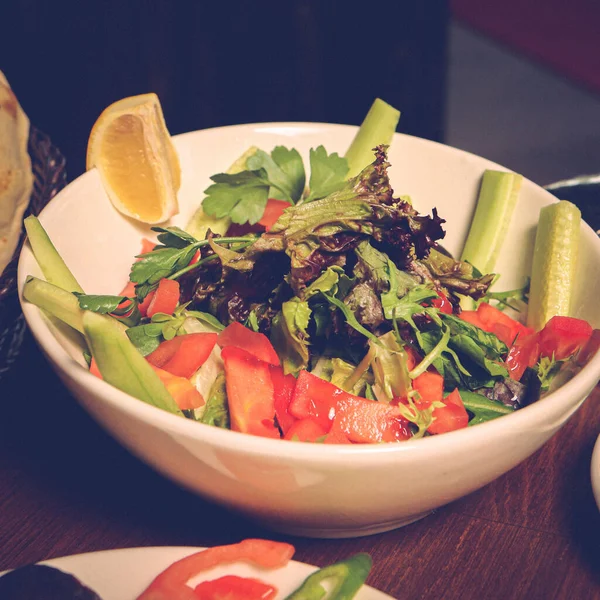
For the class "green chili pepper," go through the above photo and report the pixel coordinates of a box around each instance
[285,553,373,600]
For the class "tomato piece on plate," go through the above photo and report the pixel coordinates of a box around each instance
[136,539,295,600]
[258,198,291,231]
[288,370,346,431]
[150,365,205,410]
[459,310,485,330]
[194,575,277,600]
[430,292,453,314]
[217,322,280,366]
[284,418,328,442]
[332,396,411,443]
[147,333,218,379]
[147,278,180,318]
[221,346,280,438]
[427,389,469,435]
[139,238,157,255]
[538,315,593,360]
[577,329,600,366]
[477,302,533,345]
[89,357,102,379]
[506,333,540,381]
[269,365,297,435]
[412,371,444,409]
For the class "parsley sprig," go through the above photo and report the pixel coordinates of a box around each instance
[129,227,255,300]
[202,145,348,225]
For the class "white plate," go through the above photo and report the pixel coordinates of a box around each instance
[2,546,393,599]
[592,435,600,511]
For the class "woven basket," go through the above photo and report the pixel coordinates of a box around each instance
[0,126,67,377]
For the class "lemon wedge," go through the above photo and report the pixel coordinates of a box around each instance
[86,93,180,224]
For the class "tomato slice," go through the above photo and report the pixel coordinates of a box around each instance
[476,302,533,346]
[221,346,280,438]
[412,371,444,410]
[194,575,277,600]
[459,310,485,330]
[538,315,593,360]
[427,389,469,435]
[217,322,280,366]
[430,292,453,314]
[332,396,411,443]
[147,333,218,379]
[577,329,600,366]
[147,279,180,318]
[284,418,328,442]
[258,198,291,231]
[506,333,540,381]
[136,540,294,600]
[150,366,205,410]
[269,365,297,435]
[288,371,346,431]
[89,357,102,379]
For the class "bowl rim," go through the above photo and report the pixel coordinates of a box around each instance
[17,122,600,462]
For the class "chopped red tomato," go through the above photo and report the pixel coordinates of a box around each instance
[147,279,180,318]
[412,371,444,409]
[150,365,205,410]
[217,322,280,366]
[146,333,218,379]
[332,396,411,443]
[221,346,280,438]
[459,310,485,329]
[270,365,297,435]
[138,290,156,317]
[506,333,540,381]
[136,539,294,600]
[577,329,600,366]
[430,292,453,314]
[538,315,593,361]
[139,238,157,255]
[284,418,328,442]
[258,198,291,231]
[288,371,347,431]
[89,357,102,379]
[427,389,469,435]
[189,250,201,265]
[194,575,277,600]
[323,427,353,444]
[477,302,534,346]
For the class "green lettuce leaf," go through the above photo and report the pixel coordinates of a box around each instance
[200,372,230,428]
[271,299,312,375]
[305,145,349,202]
[459,390,514,425]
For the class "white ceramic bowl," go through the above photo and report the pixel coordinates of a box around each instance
[17,123,600,538]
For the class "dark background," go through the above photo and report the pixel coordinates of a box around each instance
[1,0,449,179]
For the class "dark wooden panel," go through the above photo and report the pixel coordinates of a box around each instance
[1,0,449,178]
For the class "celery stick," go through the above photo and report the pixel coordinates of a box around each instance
[22,276,85,333]
[344,98,401,178]
[82,310,183,416]
[461,170,523,274]
[527,200,581,331]
[24,216,84,293]
[186,146,260,239]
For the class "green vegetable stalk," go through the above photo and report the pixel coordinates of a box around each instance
[285,553,372,600]
[22,276,86,333]
[82,310,183,416]
[527,200,581,331]
[460,170,523,275]
[345,98,400,178]
[24,215,84,293]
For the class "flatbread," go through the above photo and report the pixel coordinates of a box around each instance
[0,71,33,275]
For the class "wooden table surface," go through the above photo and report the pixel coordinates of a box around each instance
[0,330,599,600]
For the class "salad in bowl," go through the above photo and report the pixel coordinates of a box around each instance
[17,98,600,536]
